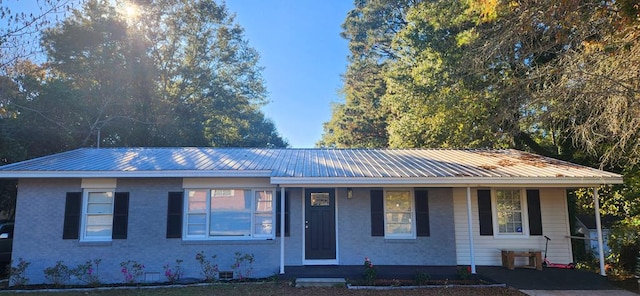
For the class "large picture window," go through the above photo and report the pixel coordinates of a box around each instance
[81,190,114,241]
[384,190,415,238]
[185,189,274,240]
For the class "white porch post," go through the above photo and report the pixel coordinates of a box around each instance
[280,186,285,274]
[593,187,606,276]
[466,186,476,274]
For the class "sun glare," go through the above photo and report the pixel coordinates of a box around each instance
[120,2,140,20]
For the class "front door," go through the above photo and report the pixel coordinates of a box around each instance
[304,188,336,261]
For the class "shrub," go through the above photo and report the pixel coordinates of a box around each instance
[120,260,145,284]
[231,252,254,280]
[44,261,71,286]
[608,216,640,274]
[72,259,102,286]
[9,258,30,287]
[457,266,471,280]
[163,259,183,283]
[363,257,376,285]
[195,251,219,281]
[414,270,430,285]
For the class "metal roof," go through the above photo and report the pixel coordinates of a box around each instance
[0,148,623,187]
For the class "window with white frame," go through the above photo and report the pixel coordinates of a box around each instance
[81,190,115,241]
[494,189,526,235]
[384,189,415,238]
[185,189,274,240]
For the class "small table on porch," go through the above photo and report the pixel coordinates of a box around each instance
[501,250,543,271]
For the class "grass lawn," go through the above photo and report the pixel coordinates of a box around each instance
[7,282,526,296]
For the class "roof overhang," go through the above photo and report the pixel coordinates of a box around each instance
[0,170,274,178]
[270,176,624,188]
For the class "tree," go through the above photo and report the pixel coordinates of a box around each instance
[320,0,415,148]
[0,0,81,72]
[319,60,389,148]
[7,0,287,152]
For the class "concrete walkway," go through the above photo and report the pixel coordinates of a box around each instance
[520,290,637,295]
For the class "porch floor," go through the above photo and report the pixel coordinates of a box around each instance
[476,266,619,290]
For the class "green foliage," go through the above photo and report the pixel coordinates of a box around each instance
[0,0,288,216]
[43,261,71,286]
[456,266,471,280]
[9,258,30,287]
[72,259,102,286]
[414,270,430,285]
[163,259,183,283]
[231,252,254,280]
[363,257,376,285]
[609,217,640,273]
[120,260,145,284]
[195,251,219,282]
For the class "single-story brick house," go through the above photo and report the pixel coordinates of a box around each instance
[0,148,622,284]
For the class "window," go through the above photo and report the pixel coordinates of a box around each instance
[383,190,415,238]
[185,188,275,240]
[494,189,528,235]
[81,190,114,241]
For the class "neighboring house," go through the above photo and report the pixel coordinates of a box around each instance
[575,214,619,258]
[0,148,622,284]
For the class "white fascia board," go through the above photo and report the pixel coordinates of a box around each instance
[0,170,273,179]
[270,176,624,187]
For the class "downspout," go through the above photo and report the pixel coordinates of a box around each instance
[280,186,285,274]
[466,186,476,274]
[593,187,606,276]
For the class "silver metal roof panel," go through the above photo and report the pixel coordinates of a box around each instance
[0,148,623,186]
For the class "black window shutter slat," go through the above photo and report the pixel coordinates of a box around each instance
[276,191,290,237]
[477,189,493,236]
[166,192,183,238]
[415,189,430,237]
[527,189,543,236]
[371,190,384,236]
[63,192,82,239]
[112,192,129,239]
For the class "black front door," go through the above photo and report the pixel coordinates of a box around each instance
[305,188,336,260]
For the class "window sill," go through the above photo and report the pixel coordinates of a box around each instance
[493,233,529,239]
[181,239,276,246]
[77,241,112,247]
[384,239,417,244]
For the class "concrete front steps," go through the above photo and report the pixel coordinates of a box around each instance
[295,277,346,287]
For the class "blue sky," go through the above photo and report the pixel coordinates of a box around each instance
[225,1,353,148]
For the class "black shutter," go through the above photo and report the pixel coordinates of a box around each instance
[415,189,430,237]
[166,192,183,238]
[478,189,493,236]
[276,190,290,237]
[371,189,384,236]
[112,192,129,239]
[63,192,82,239]
[527,189,543,236]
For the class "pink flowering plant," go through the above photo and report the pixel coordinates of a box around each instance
[72,259,102,286]
[195,251,219,282]
[120,260,145,284]
[163,259,183,283]
[231,252,254,280]
[363,257,376,285]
